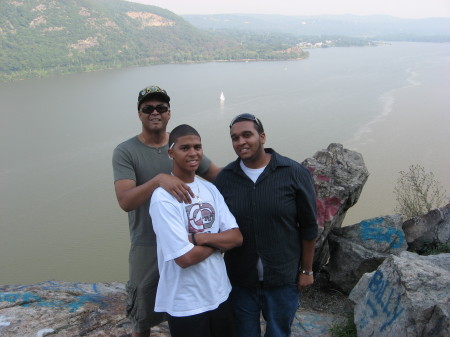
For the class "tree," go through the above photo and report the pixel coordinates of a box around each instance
[394,164,447,218]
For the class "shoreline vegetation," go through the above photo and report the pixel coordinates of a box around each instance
[0,54,311,82]
[2,0,448,82]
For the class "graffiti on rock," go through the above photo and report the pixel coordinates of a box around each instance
[0,282,107,312]
[360,218,405,249]
[358,270,404,332]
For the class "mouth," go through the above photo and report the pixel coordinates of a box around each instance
[238,147,250,154]
[148,116,161,123]
[187,159,200,167]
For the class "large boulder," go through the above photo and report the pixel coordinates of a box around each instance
[0,281,169,337]
[349,251,450,337]
[302,143,369,270]
[327,215,407,294]
[402,204,450,252]
[0,281,345,337]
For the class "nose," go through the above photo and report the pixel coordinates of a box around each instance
[187,147,197,156]
[237,136,246,146]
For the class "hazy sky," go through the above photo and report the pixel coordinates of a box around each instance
[128,0,450,18]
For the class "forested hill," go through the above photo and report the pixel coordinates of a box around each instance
[0,0,307,81]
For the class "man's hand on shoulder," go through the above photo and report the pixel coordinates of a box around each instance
[157,173,194,203]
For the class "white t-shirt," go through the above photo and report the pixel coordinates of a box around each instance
[150,176,238,317]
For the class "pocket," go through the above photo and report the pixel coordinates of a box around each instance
[125,281,138,318]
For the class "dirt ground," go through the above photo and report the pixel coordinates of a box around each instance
[299,271,354,316]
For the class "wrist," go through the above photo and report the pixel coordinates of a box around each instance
[192,233,198,246]
[300,269,314,276]
[154,173,163,187]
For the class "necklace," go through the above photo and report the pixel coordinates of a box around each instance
[194,179,203,207]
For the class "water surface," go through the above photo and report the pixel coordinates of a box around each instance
[1,42,449,284]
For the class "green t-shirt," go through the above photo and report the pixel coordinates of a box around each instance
[112,135,211,246]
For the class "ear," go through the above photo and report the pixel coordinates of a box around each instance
[168,148,173,159]
[260,132,266,145]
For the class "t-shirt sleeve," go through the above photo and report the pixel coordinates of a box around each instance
[150,192,194,261]
[112,145,136,182]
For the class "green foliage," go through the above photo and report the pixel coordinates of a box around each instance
[420,243,450,256]
[329,318,357,337]
[0,0,308,81]
[394,165,447,218]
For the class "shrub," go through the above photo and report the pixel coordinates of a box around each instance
[421,242,450,256]
[394,164,446,218]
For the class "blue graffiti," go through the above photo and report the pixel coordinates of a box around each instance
[0,292,41,303]
[363,270,405,332]
[0,287,106,313]
[360,218,405,249]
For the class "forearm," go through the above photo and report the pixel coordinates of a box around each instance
[115,175,163,211]
[199,163,222,183]
[300,238,316,271]
[297,238,317,289]
[194,228,243,251]
[175,245,216,268]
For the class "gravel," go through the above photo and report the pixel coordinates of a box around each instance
[300,271,354,316]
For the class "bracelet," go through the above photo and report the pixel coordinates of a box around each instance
[192,233,198,246]
[301,270,314,276]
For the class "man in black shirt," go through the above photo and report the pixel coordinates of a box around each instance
[215,113,318,337]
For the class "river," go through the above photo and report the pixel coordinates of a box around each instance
[1,42,449,284]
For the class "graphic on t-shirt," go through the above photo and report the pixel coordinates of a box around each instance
[186,203,215,233]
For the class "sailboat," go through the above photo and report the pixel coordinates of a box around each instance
[220,91,225,102]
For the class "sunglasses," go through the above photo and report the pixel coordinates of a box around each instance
[141,104,169,114]
[229,113,263,129]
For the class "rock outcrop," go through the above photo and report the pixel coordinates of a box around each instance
[0,281,171,337]
[349,251,450,337]
[402,203,450,252]
[302,143,369,270]
[327,214,407,294]
[0,281,346,337]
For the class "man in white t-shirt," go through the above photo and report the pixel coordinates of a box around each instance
[150,124,243,337]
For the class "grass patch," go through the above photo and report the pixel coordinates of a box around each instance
[421,242,450,256]
[329,317,357,337]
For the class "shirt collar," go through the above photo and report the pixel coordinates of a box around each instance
[224,148,291,173]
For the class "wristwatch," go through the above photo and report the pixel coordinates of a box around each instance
[301,270,314,276]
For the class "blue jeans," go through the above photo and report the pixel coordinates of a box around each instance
[230,284,299,337]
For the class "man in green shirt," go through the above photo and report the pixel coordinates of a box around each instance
[112,85,220,337]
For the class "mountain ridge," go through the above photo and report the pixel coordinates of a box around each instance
[0,0,307,81]
[2,1,449,82]
[183,13,450,40]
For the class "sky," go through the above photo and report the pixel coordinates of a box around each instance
[128,0,450,18]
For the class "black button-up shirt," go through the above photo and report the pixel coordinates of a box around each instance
[216,149,318,288]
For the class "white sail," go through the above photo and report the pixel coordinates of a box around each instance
[220,91,225,101]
